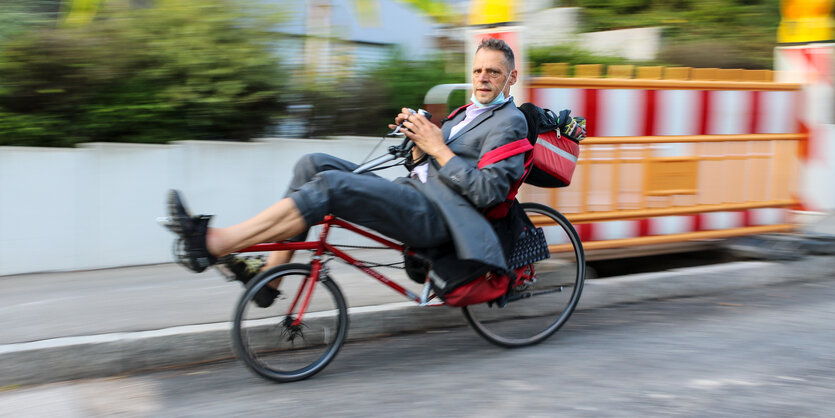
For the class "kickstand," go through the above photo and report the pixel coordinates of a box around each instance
[419,281,432,306]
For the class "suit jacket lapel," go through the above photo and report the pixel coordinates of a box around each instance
[442,115,456,140]
[444,100,514,145]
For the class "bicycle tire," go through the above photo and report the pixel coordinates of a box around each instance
[463,202,585,347]
[231,263,349,383]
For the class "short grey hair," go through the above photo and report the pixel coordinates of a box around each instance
[476,38,515,71]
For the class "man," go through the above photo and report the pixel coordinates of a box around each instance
[165,38,530,306]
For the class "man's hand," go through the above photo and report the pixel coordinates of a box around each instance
[388,108,455,166]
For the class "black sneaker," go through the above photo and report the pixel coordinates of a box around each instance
[253,286,280,308]
[224,256,279,308]
[164,190,216,273]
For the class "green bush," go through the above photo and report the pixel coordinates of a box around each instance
[562,0,781,69]
[529,45,660,74]
[0,111,65,146]
[292,51,466,138]
[359,51,465,135]
[0,0,287,146]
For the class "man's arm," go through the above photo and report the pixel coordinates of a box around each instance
[437,116,527,208]
[393,106,528,208]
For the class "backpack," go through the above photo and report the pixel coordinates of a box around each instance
[517,103,586,188]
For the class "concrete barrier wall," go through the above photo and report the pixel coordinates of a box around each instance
[0,137,403,276]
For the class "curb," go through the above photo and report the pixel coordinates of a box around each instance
[2,256,834,387]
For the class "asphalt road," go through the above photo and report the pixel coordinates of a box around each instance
[2,277,834,417]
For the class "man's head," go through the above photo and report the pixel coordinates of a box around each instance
[472,38,517,105]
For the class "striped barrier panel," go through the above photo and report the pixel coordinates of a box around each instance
[522,77,803,254]
[775,44,835,212]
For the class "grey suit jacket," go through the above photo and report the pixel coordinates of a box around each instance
[396,99,528,270]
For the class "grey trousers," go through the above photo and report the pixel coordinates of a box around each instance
[286,153,451,248]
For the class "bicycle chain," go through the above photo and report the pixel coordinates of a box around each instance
[320,244,408,270]
[228,245,407,270]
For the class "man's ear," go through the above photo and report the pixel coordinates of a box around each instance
[509,69,518,86]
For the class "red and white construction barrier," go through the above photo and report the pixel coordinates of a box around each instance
[776,44,835,212]
[529,84,800,244]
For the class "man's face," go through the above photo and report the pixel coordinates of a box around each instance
[471,48,517,105]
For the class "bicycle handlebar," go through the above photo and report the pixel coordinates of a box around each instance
[352,108,432,174]
[352,153,398,174]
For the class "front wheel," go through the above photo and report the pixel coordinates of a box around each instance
[463,203,585,347]
[231,263,348,383]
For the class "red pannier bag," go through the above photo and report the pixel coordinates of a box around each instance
[517,103,586,188]
[442,266,530,307]
[441,272,510,307]
[407,256,531,308]
[529,129,580,187]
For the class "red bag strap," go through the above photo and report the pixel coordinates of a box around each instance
[481,139,535,220]
[443,103,472,123]
[478,138,533,169]
[505,147,534,203]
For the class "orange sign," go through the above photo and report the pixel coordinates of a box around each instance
[645,158,699,196]
[468,0,517,26]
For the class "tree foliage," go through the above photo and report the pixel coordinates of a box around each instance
[0,0,287,146]
[562,0,782,69]
[290,51,465,138]
[529,45,660,75]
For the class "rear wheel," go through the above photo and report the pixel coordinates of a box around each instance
[231,263,348,383]
[463,203,585,347]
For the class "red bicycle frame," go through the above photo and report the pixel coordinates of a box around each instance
[234,215,428,325]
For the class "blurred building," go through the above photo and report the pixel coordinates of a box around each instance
[438,2,662,64]
[273,0,445,78]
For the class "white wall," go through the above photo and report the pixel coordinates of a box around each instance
[522,7,662,61]
[0,137,403,276]
[578,27,662,62]
[523,7,581,48]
